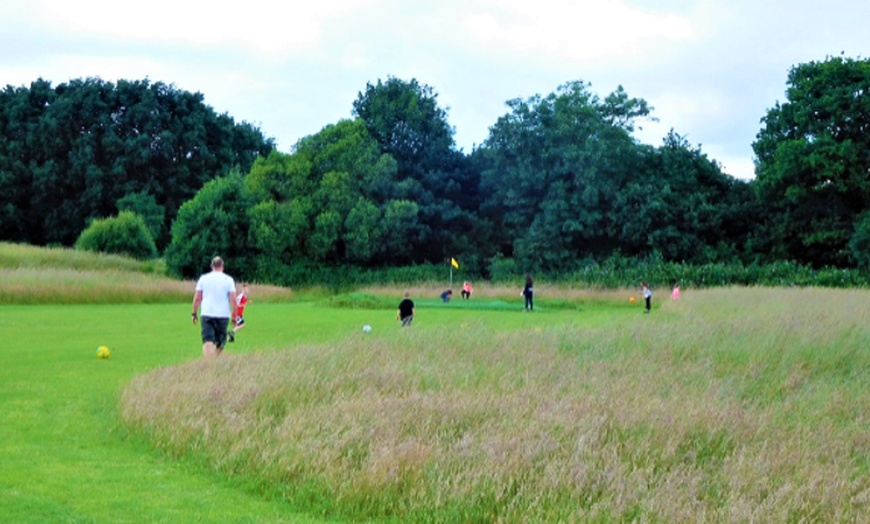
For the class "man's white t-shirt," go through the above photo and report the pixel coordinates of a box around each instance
[195,271,236,318]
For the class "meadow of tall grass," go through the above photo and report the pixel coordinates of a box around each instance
[121,287,870,522]
[3,242,868,521]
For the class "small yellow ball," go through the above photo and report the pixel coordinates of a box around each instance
[96,346,111,359]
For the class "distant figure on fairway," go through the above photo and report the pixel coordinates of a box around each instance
[397,291,415,327]
[192,257,236,357]
[461,281,473,299]
[642,282,652,313]
[671,283,680,301]
[230,283,250,340]
[440,289,453,303]
[522,274,534,311]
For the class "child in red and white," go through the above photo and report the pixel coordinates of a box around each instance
[229,284,250,341]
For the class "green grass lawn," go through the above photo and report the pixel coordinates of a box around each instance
[0,303,315,523]
[1,295,627,522]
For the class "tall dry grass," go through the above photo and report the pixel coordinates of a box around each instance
[0,267,295,304]
[121,287,870,522]
[0,242,295,304]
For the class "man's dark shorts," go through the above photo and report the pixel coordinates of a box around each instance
[201,316,230,349]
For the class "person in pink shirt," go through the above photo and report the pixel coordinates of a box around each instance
[461,281,473,299]
[671,283,681,301]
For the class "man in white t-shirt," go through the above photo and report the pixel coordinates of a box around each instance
[191,256,237,357]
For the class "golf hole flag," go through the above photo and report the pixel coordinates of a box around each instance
[451,257,459,269]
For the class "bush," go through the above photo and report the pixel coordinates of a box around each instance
[74,211,158,260]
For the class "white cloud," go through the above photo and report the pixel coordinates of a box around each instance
[464,0,693,62]
[22,0,374,58]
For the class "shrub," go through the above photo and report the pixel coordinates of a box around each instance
[74,211,158,260]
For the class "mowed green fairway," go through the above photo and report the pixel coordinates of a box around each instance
[1,298,620,522]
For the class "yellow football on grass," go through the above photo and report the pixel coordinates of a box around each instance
[96,346,111,359]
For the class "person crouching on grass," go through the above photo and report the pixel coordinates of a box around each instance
[461,281,473,299]
[191,256,237,357]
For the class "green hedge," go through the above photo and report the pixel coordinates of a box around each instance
[243,255,869,290]
[561,258,869,289]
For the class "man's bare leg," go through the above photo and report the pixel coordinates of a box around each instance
[203,341,219,357]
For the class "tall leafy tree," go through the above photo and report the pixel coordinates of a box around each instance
[290,119,419,264]
[478,81,651,272]
[613,132,756,263]
[0,77,273,247]
[752,56,870,267]
[352,77,484,263]
[163,172,253,279]
[165,119,421,281]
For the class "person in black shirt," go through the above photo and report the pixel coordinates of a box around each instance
[397,291,415,327]
[522,275,534,311]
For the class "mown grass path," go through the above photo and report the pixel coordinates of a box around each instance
[1,304,320,523]
[1,298,619,522]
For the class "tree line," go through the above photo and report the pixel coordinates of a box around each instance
[0,78,273,248]
[1,57,868,285]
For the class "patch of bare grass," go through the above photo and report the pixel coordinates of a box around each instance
[121,287,870,521]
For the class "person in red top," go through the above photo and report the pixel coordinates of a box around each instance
[461,281,473,300]
[229,284,250,341]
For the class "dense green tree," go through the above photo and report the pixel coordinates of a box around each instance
[752,56,870,267]
[352,77,454,179]
[165,119,419,280]
[613,132,756,263]
[290,119,413,264]
[352,77,485,262]
[163,173,253,279]
[478,81,651,272]
[849,210,870,268]
[116,191,165,242]
[0,77,273,248]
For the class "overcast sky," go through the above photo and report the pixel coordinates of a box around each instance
[2,0,868,180]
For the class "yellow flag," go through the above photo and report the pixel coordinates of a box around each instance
[451,257,459,269]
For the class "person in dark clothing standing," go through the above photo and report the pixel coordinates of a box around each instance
[642,282,652,314]
[397,291,415,327]
[522,275,534,311]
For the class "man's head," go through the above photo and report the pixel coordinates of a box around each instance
[211,257,224,271]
